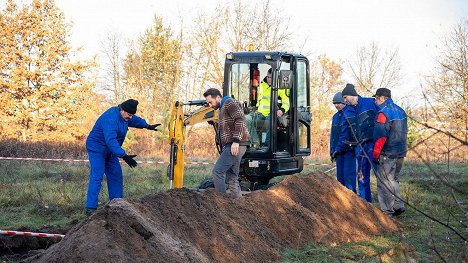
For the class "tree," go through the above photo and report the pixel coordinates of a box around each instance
[347,42,402,94]
[100,30,126,104]
[415,21,468,162]
[182,0,294,99]
[123,16,183,129]
[0,0,97,141]
[310,54,344,106]
[309,54,344,157]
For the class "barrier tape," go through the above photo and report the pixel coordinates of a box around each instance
[0,229,64,238]
[303,163,334,166]
[0,156,333,166]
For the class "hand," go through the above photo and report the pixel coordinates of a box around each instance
[372,157,380,165]
[122,154,138,168]
[231,142,239,156]
[277,110,283,118]
[331,151,338,162]
[147,123,161,131]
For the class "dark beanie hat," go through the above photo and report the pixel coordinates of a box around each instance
[120,99,138,114]
[341,83,358,97]
[373,88,391,98]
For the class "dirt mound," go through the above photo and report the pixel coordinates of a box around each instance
[25,173,400,263]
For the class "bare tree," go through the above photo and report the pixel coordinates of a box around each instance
[182,0,294,100]
[250,0,291,51]
[223,0,291,52]
[100,30,126,103]
[179,7,224,100]
[414,20,468,161]
[348,42,402,94]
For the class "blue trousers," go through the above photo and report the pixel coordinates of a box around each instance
[335,150,357,193]
[85,150,123,209]
[356,142,374,202]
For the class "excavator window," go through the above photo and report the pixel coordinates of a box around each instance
[296,60,311,152]
[228,62,293,153]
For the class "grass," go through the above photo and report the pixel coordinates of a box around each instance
[0,159,467,261]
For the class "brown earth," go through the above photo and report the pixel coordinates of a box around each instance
[24,172,400,263]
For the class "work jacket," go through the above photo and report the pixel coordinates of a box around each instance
[257,79,290,117]
[347,96,378,144]
[86,106,148,157]
[333,105,356,154]
[373,98,408,159]
[330,110,343,156]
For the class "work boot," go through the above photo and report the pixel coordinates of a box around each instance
[85,208,97,217]
[393,208,406,216]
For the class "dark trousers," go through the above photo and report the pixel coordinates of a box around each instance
[377,156,404,214]
[212,143,247,198]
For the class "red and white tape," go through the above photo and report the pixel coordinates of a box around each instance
[0,156,332,166]
[0,229,64,238]
[303,163,333,166]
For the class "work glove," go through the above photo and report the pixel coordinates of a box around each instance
[122,154,138,168]
[331,151,338,163]
[146,123,161,131]
[372,157,380,165]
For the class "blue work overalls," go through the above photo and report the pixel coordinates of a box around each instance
[85,106,147,209]
[348,96,378,202]
[330,105,357,192]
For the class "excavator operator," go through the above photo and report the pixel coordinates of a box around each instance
[246,68,290,148]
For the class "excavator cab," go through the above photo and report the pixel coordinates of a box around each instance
[223,51,312,187]
[168,51,311,190]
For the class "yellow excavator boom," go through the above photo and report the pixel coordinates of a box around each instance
[168,100,218,188]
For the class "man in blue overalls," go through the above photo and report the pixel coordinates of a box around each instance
[85,99,160,216]
[342,84,378,202]
[330,92,357,192]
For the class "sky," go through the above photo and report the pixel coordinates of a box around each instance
[26,0,468,102]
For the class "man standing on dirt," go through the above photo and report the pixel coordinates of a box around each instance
[85,99,160,216]
[330,92,357,193]
[203,88,250,198]
[372,88,408,216]
[341,84,379,202]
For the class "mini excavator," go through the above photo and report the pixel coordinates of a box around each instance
[168,50,312,190]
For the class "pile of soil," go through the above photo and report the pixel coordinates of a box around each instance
[25,173,400,263]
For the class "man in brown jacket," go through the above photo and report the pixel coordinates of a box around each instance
[204,88,250,198]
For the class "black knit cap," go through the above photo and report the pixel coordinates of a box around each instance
[341,83,358,97]
[120,99,138,114]
[373,88,391,98]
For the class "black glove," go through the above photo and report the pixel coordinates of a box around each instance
[147,124,161,131]
[331,151,339,162]
[122,154,138,168]
[372,157,380,165]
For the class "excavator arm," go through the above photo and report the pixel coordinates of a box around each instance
[168,100,219,188]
